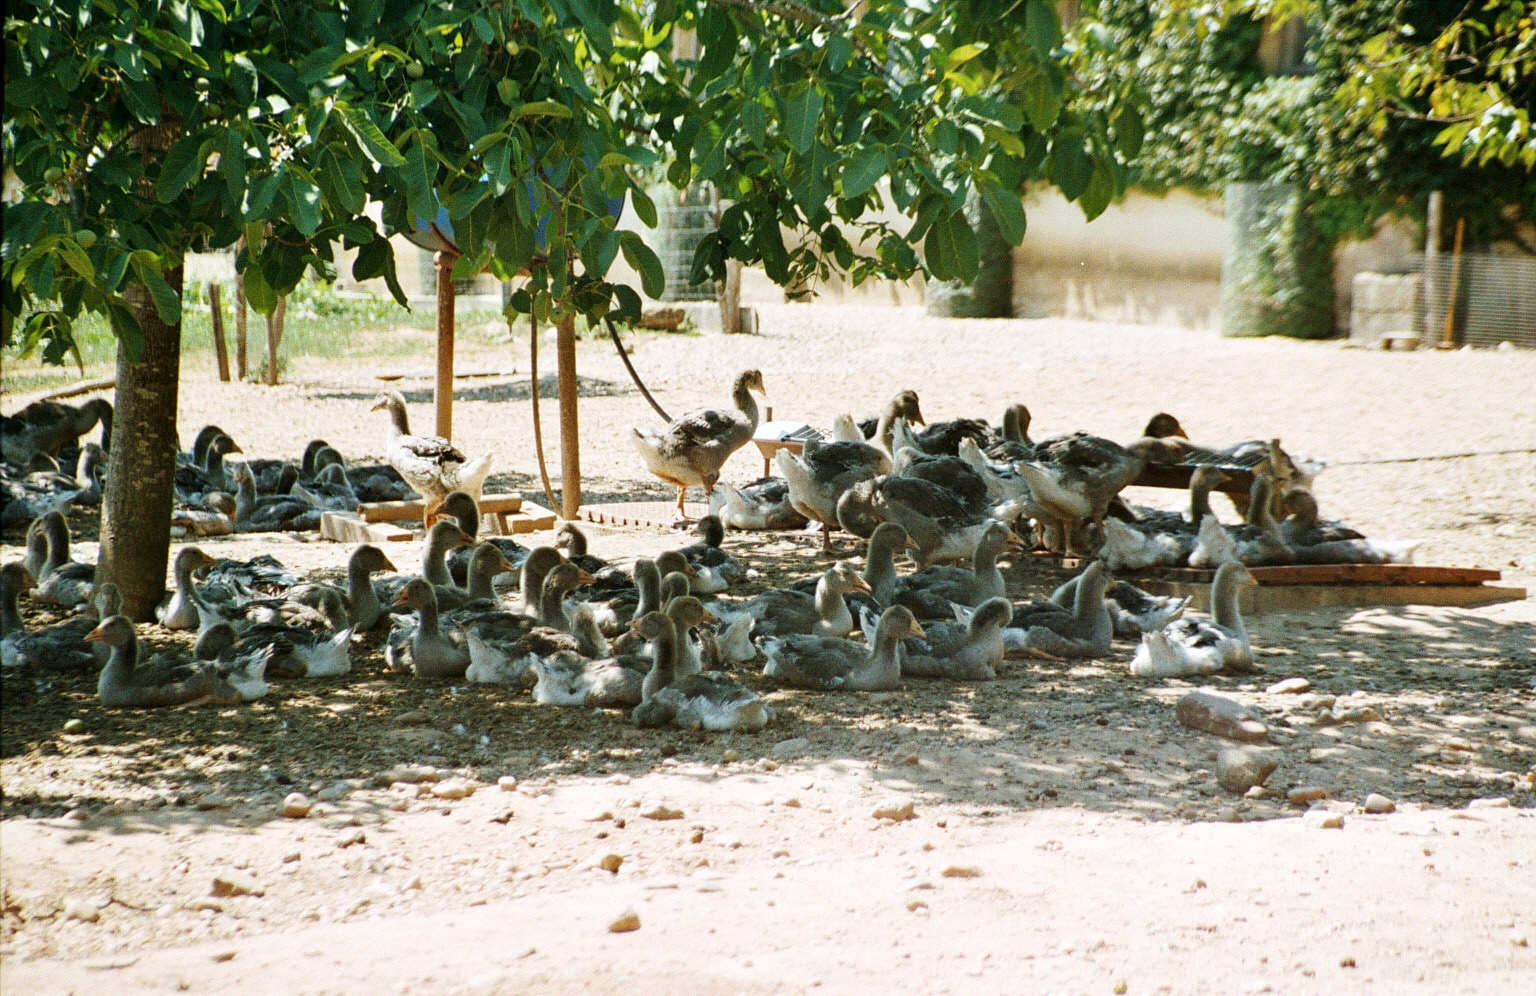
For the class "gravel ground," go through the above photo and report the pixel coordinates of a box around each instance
[2,305,1534,994]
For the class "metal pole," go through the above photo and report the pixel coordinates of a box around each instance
[557,311,580,519]
[435,251,455,439]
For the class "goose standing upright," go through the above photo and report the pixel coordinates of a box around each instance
[370,389,494,523]
[631,369,765,522]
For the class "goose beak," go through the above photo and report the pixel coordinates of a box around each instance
[575,566,599,586]
[1004,531,1030,554]
[850,576,874,596]
[369,398,388,412]
[84,621,108,643]
[391,589,413,609]
[908,619,926,638]
[379,555,398,572]
[700,609,718,625]
[497,555,519,574]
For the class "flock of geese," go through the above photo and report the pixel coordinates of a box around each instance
[2,371,1419,730]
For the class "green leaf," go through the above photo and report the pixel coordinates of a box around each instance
[58,241,96,280]
[1079,157,1117,222]
[340,106,407,168]
[695,6,738,84]
[1049,129,1091,202]
[1113,105,1144,159]
[619,231,665,299]
[286,174,323,236]
[741,100,767,148]
[693,121,729,183]
[924,210,979,283]
[628,184,658,229]
[514,100,574,119]
[130,254,182,325]
[1020,76,1060,131]
[978,178,1027,246]
[784,84,823,155]
[120,78,163,123]
[156,134,207,203]
[242,256,277,315]
[841,146,887,199]
[1024,0,1062,57]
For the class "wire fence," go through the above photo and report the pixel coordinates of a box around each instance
[1417,252,1536,349]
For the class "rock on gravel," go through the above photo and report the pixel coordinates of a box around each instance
[1176,691,1269,743]
[1216,747,1281,794]
[281,793,312,818]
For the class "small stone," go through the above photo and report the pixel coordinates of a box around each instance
[432,779,474,800]
[1468,796,1511,809]
[211,950,237,963]
[1305,809,1345,830]
[63,897,104,922]
[498,776,518,792]
[1266,677,1311,695]
[1287,786,1329,806]
[210,871,264,898]
[1363,793,1396,814]
[941,865,982,878]
[64,808,90,823]
[62,718,86,734]
[609,910,641,933]
[900,753,921,766]
[721,748,740,763]
[1331,703,1382,724]
[336,828,367,848]
[689,830,704,843]
[772,737,809,758]
[315,782,348,803]
[281,851,301,863]
[642,805,684,820]
[1176,691,1268,743]
[394,711,430,726]
[1215,747,1281,794]
[280,793,312,819]
[598,854,624,874]
[873,801,917,823]
[196,793,231,811]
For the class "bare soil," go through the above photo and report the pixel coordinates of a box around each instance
[3,305,1535,995]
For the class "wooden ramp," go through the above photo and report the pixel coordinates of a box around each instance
[1052,561,1528,615]
[320,493,556,544]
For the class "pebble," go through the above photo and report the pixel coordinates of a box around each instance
[1468,796,1511,809]
[771,737,809,758]
[210,871,264,898]
[431,779,475,800]
[394,711,430,726]
[941,866,982,878]
[609,910,641,933]
[1176,691,1268,743]
[1304,809,1346,830]
[62,718,86,734]
[1265,677,1311,695]
[873,801,917,823]
[196,793,232,811]
[337,828,367,848]
[63,897,107,922]
[498,776,519,792]
[642,805,684,820]
[1287,786,1329,806]
[281,793,312,819]
[1215,747,1281,794]
[1363,793,1396,814]
[316,782,349,803]
[598,854,624,874]
[376,764,441,786]
[64,808,90,823]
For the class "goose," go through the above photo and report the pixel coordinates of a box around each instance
[711,560,871,639]
[1005,559,1115,659]
[1016,431,1148,557]
[1049,572,1190,638]
[156,545,221,630]
[1188,474,1292,568]
[585,557,663,636]
[2,566,119,671]
[21,515,50,580]
[530,610,659,708]
[536,560,600,632]
[229,461,321,533]
[857,390,926,456]
[829,413,864,443]
[898,596,1009,680]
[436,490,520,587]
[986,403,1036,462]
[176,432,243,499]
[87,615,263,708]
[370,389,495,523]
[762,604,922,691]
[1130,562,1258,677]
[460,609,540,685]
[662,594,714,676]
[30,510,96,609]
[219,599,356,679]
[2,397,112,465]
[889,521,1013,619]
[187,424,231,468]
[675,514,745,593]
[385,578,470,678]
[1098,465,1227,571]
[551,523,632,597]
[629,610,770,731]
[170,492,237,539]
[631,368,766,522]
[375,519,474,605]
[299,439,334,478]
[286,543,398,631]
[193,620,299,687]
[839,472,1027,567]
[776,438,891,551]
[1277,493,1421,564]
[709,477,810,531]
[862,522,909,608]
[515,546,567,616]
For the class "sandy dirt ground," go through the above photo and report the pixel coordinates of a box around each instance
[3,304,1535,995]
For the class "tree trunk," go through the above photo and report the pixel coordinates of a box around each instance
[209,282,230,382]
[264,295,287,386]
[234,270,248,380]
[99,264,183,622]
[925,191,1014,318]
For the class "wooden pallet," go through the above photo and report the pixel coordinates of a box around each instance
[581,501,707,528]
[321,495,556,543]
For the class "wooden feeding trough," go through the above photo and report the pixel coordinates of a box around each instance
[1055,560,1527,616]
[752,420,823,477]
[320,493,556,544]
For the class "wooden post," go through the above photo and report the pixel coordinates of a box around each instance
[1439,217,1466,349]
[1424,190,1443,343]
[264,294,286,386]
[234,271,248,381]
[208,282,230,382]
[710,184,741,335]
[435,251,455,440]
[557,310,580,519]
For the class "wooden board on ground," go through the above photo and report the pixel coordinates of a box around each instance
[581,501,707,528]
[496,498,555,534]
[358,493,525,523]
[319,511,415,544]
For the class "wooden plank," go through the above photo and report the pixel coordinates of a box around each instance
[358,492,524,523]
[320,511,414,544]
[1139,578,1526,616]
[1132,464,1254,495]
[1249,564,1504,585]
[495,499,556,535]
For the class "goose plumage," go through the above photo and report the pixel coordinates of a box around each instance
[762,604,922,691]
[1130,562,1258,677]
[631,368,765,522]
[370,389,494,522]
